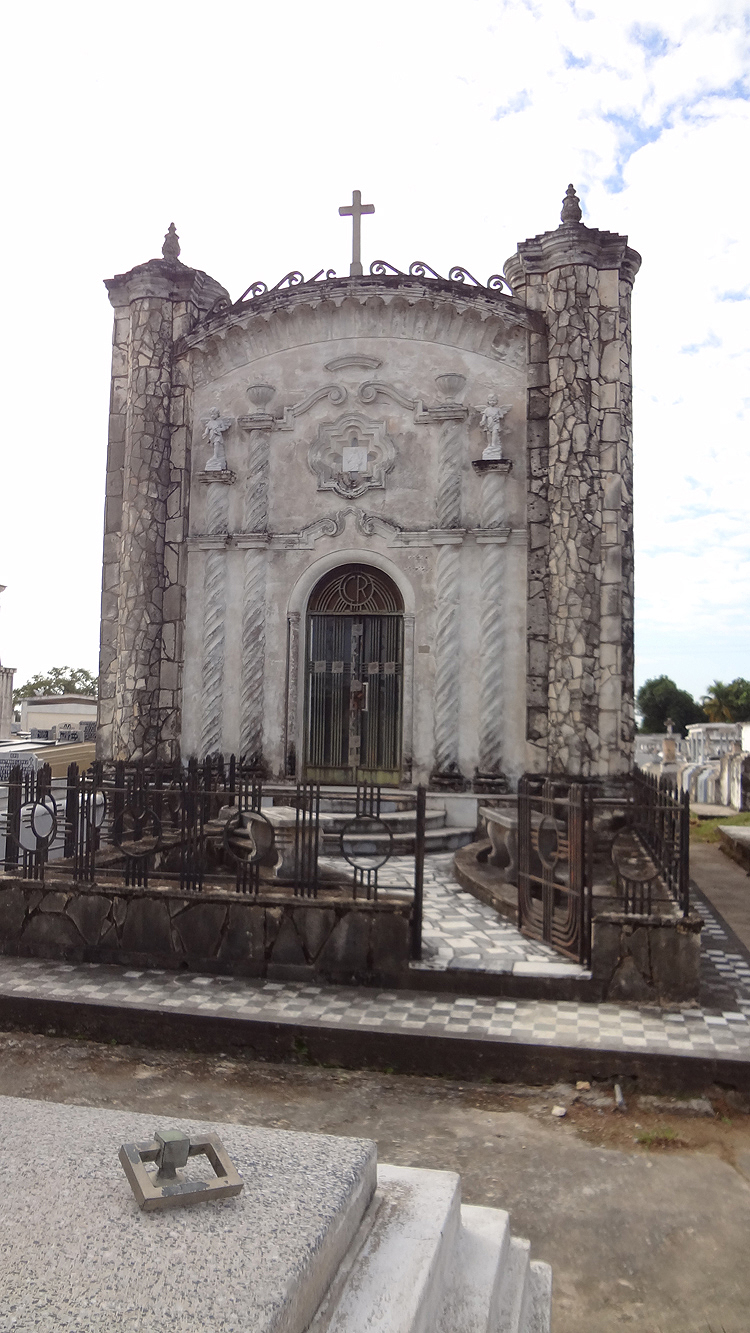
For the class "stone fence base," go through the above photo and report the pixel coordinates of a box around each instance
[592,911,703,1005]
[0,877,411,987]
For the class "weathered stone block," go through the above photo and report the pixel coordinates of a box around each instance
[370,912,410,977]
[270,915,307,967]
[172,902,228,959]
[0,886,28,942]
[598,270,619,308]
[217,903,265,969]
[20,911,84,958]
[119,896,173,955]
[66,894,111,945]
[293,907,337,961]
[316,910,372,977]
[39,892,69,914]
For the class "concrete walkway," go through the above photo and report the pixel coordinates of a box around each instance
[690,841,750,953]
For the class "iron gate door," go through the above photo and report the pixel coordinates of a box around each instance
[305,611,403,784]
[517,775,592,964]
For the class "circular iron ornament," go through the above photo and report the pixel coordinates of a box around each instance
[86,788,107,829]
[341,571,375,611]
[487,274,509,292]
[340,815,393,871]
[222,809,275,866]
[536,815,560,871]
[18,798,57,853]
[112,806,162,860]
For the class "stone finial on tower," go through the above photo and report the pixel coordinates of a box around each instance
[560,184,582,225]
[162,223,181,264]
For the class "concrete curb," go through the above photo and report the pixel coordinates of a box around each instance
[2,988,749,1095]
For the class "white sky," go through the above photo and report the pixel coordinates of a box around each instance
[0,0,748,703]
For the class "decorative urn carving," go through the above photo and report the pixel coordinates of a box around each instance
[247,383,276,409]
[435,373,467,402]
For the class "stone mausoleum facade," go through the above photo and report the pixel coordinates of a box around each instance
[97,188,641,787]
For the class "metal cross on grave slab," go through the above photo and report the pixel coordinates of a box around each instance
[339,190,374,276]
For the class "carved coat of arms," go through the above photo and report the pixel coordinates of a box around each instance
[308,412,396,499]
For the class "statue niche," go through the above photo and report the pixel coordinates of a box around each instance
[308,412,396,499]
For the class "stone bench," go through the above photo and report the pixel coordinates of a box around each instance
[479,806,569,887]
[223,805,337,882]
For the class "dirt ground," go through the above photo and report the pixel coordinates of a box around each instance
[2,1030,749,1333]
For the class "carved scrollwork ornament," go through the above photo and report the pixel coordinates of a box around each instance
[408,260,443,281]
[237,280,268,303]
[369,259,405,276]
[448,266,482,286]
[271,270,305,291]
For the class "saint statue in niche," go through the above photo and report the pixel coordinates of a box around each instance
[203,407,233,471]
[341,433,371,485]
[479,395,511,460]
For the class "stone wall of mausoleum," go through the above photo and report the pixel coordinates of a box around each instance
[179,280,535,787]
[97,191,640,785]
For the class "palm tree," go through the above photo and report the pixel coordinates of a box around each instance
[702,681,735,722]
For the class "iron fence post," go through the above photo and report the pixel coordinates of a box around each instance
[410,785,426,961]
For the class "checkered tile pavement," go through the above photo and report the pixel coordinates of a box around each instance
[2,950,750,1062]
[2,854,750,1065]
[321,852,584,977]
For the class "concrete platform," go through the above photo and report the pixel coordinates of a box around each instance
[719,825,750,875]
[0,1095,550,1333]
[0,1095,376,1333]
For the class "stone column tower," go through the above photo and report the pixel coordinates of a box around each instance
[504,187,641,778]
[98,228,228,761]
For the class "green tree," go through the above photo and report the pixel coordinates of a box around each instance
[702,679,750,723]
[13,666,97,707]
[636,676,706,735]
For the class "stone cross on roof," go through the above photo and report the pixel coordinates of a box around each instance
[338,190,374,277]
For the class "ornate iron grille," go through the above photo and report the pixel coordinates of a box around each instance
[308,565,402,614]
[517,775,592,965]
[0,759,428,947]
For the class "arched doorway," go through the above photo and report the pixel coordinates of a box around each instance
[304,564,404,784]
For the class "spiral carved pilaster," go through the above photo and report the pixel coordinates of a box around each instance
[480,470,505,529]
[239,548,267,764]
[243,430,270,531]
[477,543,504,774]
[200,482,229,755]
[205,481,229,536]
[436,423,463,528]
[433,543,462,774]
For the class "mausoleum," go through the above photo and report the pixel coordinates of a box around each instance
[98,187,640,787]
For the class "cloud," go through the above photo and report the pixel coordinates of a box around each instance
[493,90,532,118]
[680,331,723,354]
[0,0,747,708]
[628,23,675,61]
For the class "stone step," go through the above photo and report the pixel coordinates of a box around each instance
[315,1163,461,1333]
[436,1208,551,1333]
[311,1165,550,1333]
[435,1203,511,1332]
[321,808,448,836]
[321,826,476,856]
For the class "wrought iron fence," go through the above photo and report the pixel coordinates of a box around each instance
[625,769,690,915]
[517,772,691,964]
[0,758,426,943]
